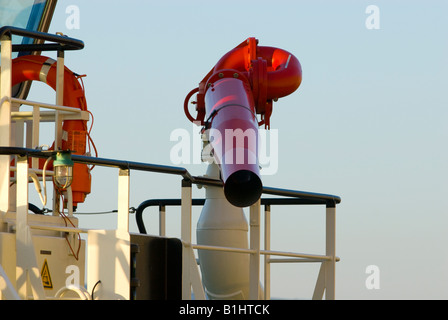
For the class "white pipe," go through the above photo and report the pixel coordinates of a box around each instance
[196,163,256,300]
[11,98,84,113]
[30,224,86,234]
[193,244,255,254]
[260,250,334,261]
[55,285,91,300]
[0,36,12,214]
[193,244,335,261]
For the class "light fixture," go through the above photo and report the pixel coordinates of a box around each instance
[53,151,74,189]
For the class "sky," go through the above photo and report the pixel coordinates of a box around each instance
[20,0,448,299]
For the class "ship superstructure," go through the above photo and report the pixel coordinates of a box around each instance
[0,0,340,300]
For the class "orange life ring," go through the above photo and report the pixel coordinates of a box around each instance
[12,55,92,208]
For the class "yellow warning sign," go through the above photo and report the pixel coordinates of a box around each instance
[41,259,53,289]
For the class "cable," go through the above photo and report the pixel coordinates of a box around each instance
[76,73,99,171]
[73,207,135,215]
[202,103,257,130]
[56,191,81,261]
[28,203,45,215]
[40,156,52,206]
[74,210,118,215]
[91,280,101,300]
[86,110,98,171]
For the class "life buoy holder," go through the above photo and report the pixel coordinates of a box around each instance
[11,55,93,208]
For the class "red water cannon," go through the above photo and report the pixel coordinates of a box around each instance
[184,38,302,207]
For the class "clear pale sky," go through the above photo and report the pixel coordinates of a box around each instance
[24,0,448,299]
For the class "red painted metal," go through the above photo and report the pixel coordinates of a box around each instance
[185,37,302,128]
[184,38,302,207]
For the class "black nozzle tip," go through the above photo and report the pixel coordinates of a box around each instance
[224,170,262,207]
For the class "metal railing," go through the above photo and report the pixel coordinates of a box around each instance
[1,147,341,300]
[0,26,84,52]
[135,197,340,299]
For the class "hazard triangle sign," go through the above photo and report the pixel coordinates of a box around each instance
[41,259,53,289]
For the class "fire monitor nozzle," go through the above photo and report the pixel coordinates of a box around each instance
[185,37,302,207]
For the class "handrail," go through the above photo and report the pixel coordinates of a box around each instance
[0,146,341,203]
[0,146,340,300]
[135,197,334,234]
[0,146,341,204]
[11,97,85,113]
[0,26,84,52]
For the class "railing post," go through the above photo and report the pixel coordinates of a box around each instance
[31,105,40,168]
[159,205,166,237]
[86,168,131,300]
[16,155,28,298]
[52,50,65,216]
[264,204,271,300]
[325,201,336,300]
[0,33,12,215]
[249,199,261,299]
[181,179,192,299]
[54,50,64,150]
[16,155,45,299]
[117,168,130,232]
